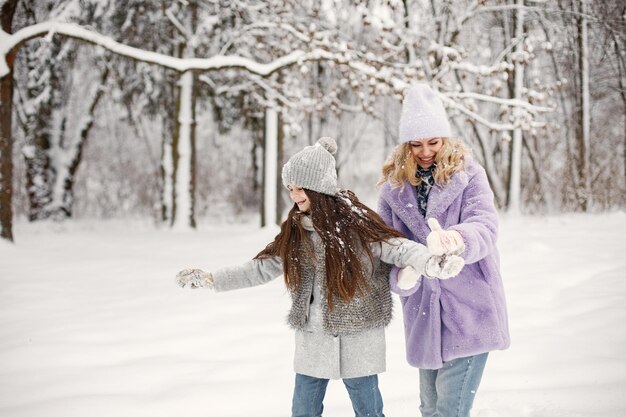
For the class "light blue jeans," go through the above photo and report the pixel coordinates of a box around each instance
[419,353,489,417]
[291,373,385,417]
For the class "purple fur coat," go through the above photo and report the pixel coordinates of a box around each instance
[378,158,510,369]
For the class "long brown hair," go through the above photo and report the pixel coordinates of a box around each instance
[255,189,404,309]
[379,138,470,187]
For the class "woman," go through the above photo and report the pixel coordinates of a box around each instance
[378,84,510,417]
[176,137,464,417]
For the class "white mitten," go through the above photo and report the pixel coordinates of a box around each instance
[426,218,465,256]
[424,254,464,279]
[397,265,421,290]
[176,268,214,289]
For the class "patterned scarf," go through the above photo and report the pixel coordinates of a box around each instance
[415,164,436,216]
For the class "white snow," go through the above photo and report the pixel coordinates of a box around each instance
[1,212,625,417]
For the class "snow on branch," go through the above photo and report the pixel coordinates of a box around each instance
[428,42,516,76]
[446,91,553,114]
[440,94,546,132]
[227,21,314,45]
[449,61,513,76]
[164,7,191,39]
[198,73,313,111]
[0,21,337,78]
[0,20,551,133]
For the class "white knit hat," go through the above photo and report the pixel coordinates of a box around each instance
[398,83,451,143]
[281,137,338,196]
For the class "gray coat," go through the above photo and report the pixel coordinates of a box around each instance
[212,218,430,379]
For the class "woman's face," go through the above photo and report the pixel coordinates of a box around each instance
[409,138,444,169]
[288,185,311,213]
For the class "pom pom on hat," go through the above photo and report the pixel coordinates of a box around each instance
[317,136,337,155]
[398,83,452,143]
[281,137,338,196]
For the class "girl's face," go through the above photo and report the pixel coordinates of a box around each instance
[409,138,444,169]
[288,185,311,213]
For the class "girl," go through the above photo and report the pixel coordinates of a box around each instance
[378,84,510,417]
[176,137,464,417]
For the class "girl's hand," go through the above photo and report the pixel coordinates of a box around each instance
[400,253,465,285]
[426,218,465,256]
[397,265,420,290]
[424,254,464,279]
[175,268,214,289]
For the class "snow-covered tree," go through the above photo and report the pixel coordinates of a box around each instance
[105,0,181,225]
[11,0,111,221]
[3,0,620,241]
[533,0,625,211]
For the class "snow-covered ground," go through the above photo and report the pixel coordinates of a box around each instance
[1,212,625,417]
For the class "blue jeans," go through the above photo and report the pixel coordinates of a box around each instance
[291,373,385,417]
[419,353,489,417]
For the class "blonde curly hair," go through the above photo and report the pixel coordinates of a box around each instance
[379,138,470,187]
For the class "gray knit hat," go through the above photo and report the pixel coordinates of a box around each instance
[398,83,452,143]
[281,137,338,196]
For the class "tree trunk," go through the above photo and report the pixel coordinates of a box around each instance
[21,45,109,221]
[160,119,175,224]
[0,69,14,241]
[507,0,525,214]
[523,135,550,211]
[170,2,198,229]
[159,71,178,223]
[613,33,626,181]
[23,77,54,221]
[276,112,285,223]
[20,39,65,221]
[262,106,279,227]
[172,70,196,229]
[49,64,110,219]
[402,0,415,63]
[577,0,591,210]
[0,0,17,242]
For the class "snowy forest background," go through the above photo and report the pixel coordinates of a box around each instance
[1,2,625,416]
[0,0,624,241]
